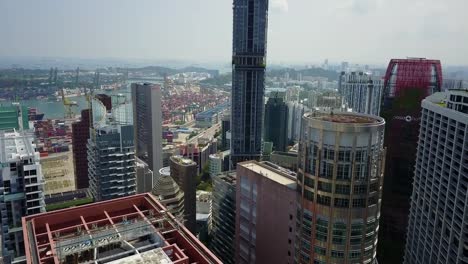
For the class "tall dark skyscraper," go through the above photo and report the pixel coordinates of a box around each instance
[378,58,442,264]
[72,109,91,189]
[230,0,269,167]
[264,94,288,152]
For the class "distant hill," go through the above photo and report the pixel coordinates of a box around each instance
[119,66,218,77]
[268,67,339,81]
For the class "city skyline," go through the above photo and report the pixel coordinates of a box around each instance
[1,0,468,65]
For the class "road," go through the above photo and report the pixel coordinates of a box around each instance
[187,123,221,144]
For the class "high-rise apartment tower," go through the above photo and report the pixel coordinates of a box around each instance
[404,88,468,264]
[0,131,45,263]
[338,71,383,116]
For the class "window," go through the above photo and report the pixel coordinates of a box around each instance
[349,251,361,259]
[316,219,328,242]
[305,177,314,188]
[335,184,350,194]
[334,198,349,208]
[320,162,334,179]
[318,181,332,192]
[324,148,335,160]
[351,223,363,237]
[350,237,361,244]
[304,190,314,201]
[355,150,367,162]
[331,250,344,258]
[240,176,250,197]
[353,185,367,194]
[337,164,351,180]
[314,246,326,255]
[338,150,351,161]
[333,222,346,245]
[317,194,331,206]
[352,198,366,208]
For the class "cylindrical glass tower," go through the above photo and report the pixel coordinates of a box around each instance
[295,111,386,264]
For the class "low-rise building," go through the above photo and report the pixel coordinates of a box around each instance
[22,193,222,264]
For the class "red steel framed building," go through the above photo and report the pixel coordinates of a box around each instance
[378,58,443,263]
[22,193,222,264]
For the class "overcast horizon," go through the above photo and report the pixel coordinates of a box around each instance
[1,0,468,66]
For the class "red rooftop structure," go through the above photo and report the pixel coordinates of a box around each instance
[22,193,222,264]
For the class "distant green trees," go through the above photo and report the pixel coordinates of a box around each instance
[196,163,213,192]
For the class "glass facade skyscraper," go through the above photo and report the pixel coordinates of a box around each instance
[264,95,288,152]
[230,0,269,167]
[296,112,386,264]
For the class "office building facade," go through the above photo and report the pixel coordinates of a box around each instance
[264,95,288,151]
[135,159,153,194]
[0,103,29,131]
[287,102,309,143]
[210,171,237,264]
[221,114,231,150]
[338,71,383,116]
[296,112,385,264]
[236,161,297,264]
[170,155,197,233]
[87,124,136,201]
[230,0,269,166]
[71,109,91,189]
[379,58,442,262]
[209,153,223,178]
[404,88,468,264]
[0,131,45,263]
[132,83,163,190]
[151,167,184,220]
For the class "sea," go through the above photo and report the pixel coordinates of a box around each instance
[8,80,162,119]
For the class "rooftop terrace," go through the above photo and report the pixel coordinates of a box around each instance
[306,112,382,124]
[22,193,221,264]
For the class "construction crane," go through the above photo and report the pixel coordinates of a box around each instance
[61,87,78,119]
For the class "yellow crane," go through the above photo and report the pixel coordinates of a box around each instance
[61,88,78,119]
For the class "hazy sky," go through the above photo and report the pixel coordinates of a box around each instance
[1,0,467,65]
